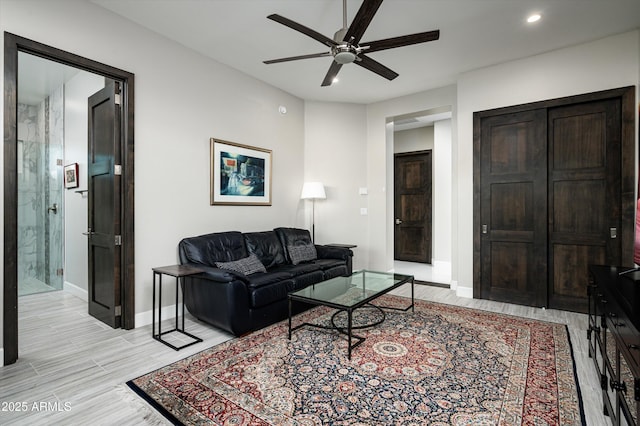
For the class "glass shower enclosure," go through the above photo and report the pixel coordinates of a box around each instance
[17,86,65,296]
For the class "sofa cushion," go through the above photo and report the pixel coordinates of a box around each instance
[179,231,248,266]
[287,244,317,265]
[215,253,266,275]
[249,280,293,309]
[271,263,319,277]
[244,231,286,269]
[310,258,345,271]
[245,272,294,308]
[275,227,316,264]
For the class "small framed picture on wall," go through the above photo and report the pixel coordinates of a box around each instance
[64,163,79,189]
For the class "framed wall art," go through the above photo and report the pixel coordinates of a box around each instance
[64,163,79,189]
[210,138,272,206]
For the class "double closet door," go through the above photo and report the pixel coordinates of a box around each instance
[473,87,635,313]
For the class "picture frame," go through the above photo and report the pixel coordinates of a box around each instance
[64,163,79,189]
[210,138,272,206]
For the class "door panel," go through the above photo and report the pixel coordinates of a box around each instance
[479,110,547,306]
[88,80,121,328]
[547,99,621,311]
[394,151,432,263]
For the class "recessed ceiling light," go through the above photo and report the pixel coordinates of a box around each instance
[332,77,339,84]
[527,14,541,23]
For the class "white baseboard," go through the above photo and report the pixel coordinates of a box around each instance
[456,284,473,299]
[135,304,179,328]
[64,281,88,302]
[63,280,177,330]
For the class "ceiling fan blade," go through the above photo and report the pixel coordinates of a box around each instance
[355,54,398,81]
[267,14,337,48]
[321,61,344,87]
[264,52,331,64]
[343,0,384,44]
[361,30,440,53]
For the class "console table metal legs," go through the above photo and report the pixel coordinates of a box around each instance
[152,265,204,351]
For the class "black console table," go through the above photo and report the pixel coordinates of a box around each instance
[152,264,204,351]
[588,265,640,425]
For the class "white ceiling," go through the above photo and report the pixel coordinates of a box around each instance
[89,0,640,104]
[18,53,81,105]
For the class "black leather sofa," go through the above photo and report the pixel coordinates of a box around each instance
[178,227,353,336]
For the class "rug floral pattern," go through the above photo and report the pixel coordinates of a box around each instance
[128,296,585,425]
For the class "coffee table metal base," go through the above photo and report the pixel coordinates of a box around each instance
[288,278,414,360]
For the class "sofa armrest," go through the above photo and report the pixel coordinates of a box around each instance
[315,245,353,261]
[183,263,250,284]
[181,267,252,336]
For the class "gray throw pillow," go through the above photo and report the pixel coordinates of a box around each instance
[215,253,266,275]
[288,244,317,265]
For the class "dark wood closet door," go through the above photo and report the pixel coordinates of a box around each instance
[547,99,621,311]
[478,110,548,306]
[474,87,633,314]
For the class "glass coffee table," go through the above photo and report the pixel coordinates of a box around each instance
[288,270,414,359]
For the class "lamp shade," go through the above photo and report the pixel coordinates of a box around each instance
[301,182,326,200]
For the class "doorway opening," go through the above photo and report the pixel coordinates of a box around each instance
[4,32,135,366]
[17,53,106,298]
[389,107,452,285]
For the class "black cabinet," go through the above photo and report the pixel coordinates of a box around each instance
[589,265,640,425]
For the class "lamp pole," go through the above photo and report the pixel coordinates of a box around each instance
[301,182,326,244]
[311,198,316,243]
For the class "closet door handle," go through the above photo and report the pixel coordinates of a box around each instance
[82,228,95,237]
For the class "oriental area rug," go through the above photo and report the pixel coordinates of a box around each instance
[127,295,585,425]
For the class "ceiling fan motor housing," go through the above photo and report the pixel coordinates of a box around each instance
[332,44,359,64]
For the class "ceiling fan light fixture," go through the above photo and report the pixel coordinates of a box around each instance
[332,44,359,64]
[334,51,357,64]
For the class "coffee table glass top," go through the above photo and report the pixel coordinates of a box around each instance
[288,270,413,308]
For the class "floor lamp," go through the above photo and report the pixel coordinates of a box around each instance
[301,182,326,243]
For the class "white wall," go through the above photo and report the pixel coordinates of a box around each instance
[63,71,105,296]
[433,119,452,278]
[303,101,368,270]
[0,0,306,346]
[455,30,640,297]
[394,127,433,153]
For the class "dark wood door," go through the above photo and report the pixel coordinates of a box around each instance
[88,80,122,328]
[547,99,621,311]
[394,151,432,263]
[479,110,548,306]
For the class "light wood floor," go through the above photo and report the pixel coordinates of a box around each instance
[0,284,608,425]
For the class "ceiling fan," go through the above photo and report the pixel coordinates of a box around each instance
[263,0,440,87]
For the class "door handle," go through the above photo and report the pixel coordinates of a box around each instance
[610,227,617,239]
[482,224,488,234]
[82,228,95,237]
[395,218,403,225]
[47,203,58,214]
